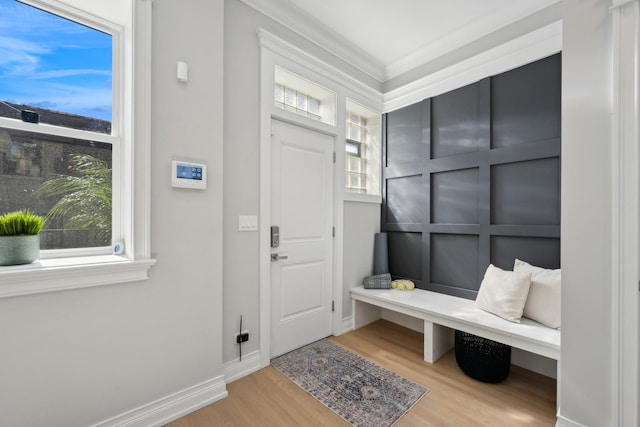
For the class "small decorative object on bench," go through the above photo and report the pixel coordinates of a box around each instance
[373,232,389,275]
[362,273,392,289]
[391,279,415,290]
[455,330,511,383]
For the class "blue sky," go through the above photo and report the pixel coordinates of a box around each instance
[0,0,112,121]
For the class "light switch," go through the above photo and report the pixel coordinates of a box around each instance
[177,61,188,83]
[239,215,258,231]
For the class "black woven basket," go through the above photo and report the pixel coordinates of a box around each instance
[455,330,511,383]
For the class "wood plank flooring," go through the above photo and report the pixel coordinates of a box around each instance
[167,320,557,426]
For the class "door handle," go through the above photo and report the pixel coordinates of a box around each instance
[271,253,288,261]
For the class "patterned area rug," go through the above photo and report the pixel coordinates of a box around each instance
[271,339,428,427]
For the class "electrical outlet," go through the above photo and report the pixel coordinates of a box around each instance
[234,330,249,344]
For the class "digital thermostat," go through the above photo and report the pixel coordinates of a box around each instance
[172,160,207,189]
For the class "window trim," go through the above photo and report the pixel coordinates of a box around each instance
[0,0,155,298]
[0,256,156,298]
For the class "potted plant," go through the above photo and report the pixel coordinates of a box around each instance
[0,210,45,266]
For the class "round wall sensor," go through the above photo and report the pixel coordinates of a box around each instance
[113,242,124,255]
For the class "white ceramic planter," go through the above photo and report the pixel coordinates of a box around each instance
[0,235,40,266]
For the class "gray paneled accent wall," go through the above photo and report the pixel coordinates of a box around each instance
[382,54,561,299]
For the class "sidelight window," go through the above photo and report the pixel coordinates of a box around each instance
[345,100,380,196]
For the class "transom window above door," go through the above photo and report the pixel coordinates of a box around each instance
[274,66,336,126]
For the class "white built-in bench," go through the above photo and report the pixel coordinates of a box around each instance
[351,285,560,364]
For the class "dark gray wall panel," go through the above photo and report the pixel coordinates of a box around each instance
[430,234,479,291]
[388,232,422,283]
[492,54,561,149]
[432,83,480,159]
[491,157,560,225]
[491,236,560,271]
[386,175,423,224]
[431,168,479,224]
[382,54,560,300]
[385,101,428,165]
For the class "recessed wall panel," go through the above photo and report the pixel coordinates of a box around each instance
[491,158,560,225]
[386,101,426,164]
[491,236,560,271]
[431,234,479,291]
[431,168,479,224]
[382,54,560,300]
[492,54,561,148]
[386,175,423,224]
[388,232,422,282]
[432,83,480,159]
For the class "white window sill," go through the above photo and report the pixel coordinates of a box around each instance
[0,255,157,298]
[344,193,382,204]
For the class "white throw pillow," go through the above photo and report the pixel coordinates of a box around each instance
[514,259,561,329]
[475,264,532,323]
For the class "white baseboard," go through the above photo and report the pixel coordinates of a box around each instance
[92,376,228,427]
[223,350,263,383]
[556,414,588,427]
[342,315,354,334]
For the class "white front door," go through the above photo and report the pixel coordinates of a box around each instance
[270,119,333,357]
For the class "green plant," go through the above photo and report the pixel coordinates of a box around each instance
[0,210,45,236]
[36,154,112,242]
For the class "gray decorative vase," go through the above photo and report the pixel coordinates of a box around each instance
[0,235,40,266]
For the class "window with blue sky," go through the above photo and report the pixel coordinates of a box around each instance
[0,0,115,251]
[0,0,112,127]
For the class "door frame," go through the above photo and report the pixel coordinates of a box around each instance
[258,49,344,368]
[610,1,640,425]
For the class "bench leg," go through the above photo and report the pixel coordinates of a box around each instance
[423,320,454,363]
[352,299,382,329]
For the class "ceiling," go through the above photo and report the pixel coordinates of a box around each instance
[241,0,561,83]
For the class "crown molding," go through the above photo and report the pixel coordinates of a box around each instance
[383,20,562,113]
[384,0,562,80]
[240,0,386,83]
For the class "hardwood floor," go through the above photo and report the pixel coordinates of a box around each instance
[167,320,557,426]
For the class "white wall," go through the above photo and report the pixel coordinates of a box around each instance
[222,0,262,364]
[342,201,380,317]
[0,1,226,426]
[559,0,613,425]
